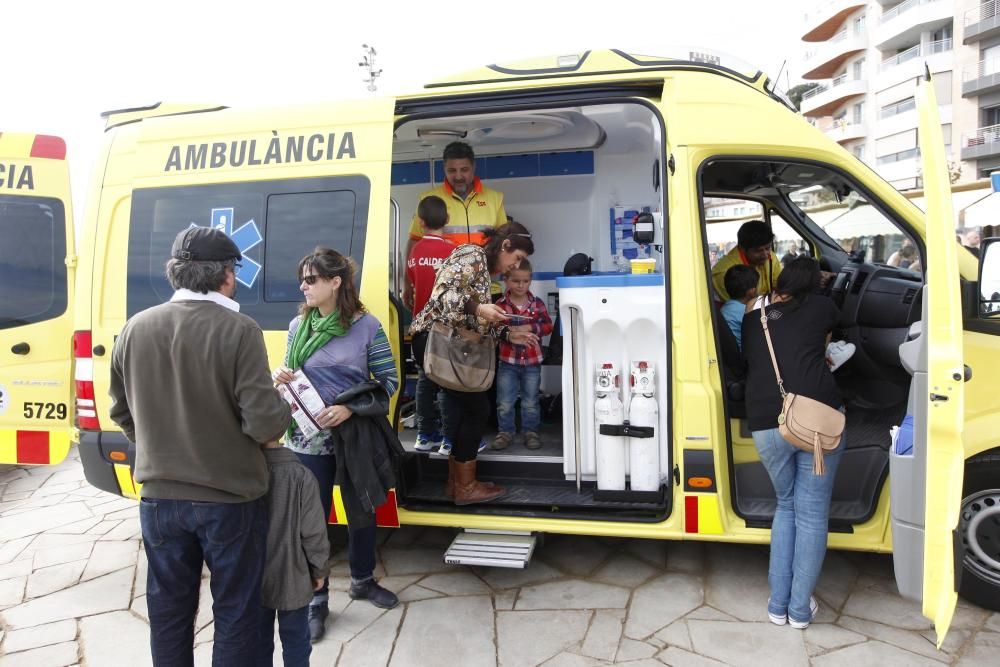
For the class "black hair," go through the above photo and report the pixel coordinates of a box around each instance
[297,247,365,329]
[774,256,820,302]
[417,196,448,230]
[482,222,534,272]
[443,141,475,163]
[724,264,758,301]
[737,220,775,249]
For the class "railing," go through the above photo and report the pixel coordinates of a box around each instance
[964,57,1000,81]
[800,72,854,101]
[880,0,942,24]
[965,0,998,25]
[878,39,952,72]
[880,97,916,119]
[963,124,1000,148]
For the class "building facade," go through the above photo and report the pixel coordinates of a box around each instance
[799,0,1000,191]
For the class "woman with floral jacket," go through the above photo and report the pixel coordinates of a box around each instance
[409,222,537,505]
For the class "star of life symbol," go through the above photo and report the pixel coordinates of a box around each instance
[188,207,262,288]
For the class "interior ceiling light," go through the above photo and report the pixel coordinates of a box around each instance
[416,128,467,138]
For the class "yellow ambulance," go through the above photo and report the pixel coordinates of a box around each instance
[0,132,75,466]
[66,50,999,641]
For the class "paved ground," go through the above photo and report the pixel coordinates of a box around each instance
[0,450,997,666]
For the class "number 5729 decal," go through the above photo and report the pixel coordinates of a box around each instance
[23,402,68,420]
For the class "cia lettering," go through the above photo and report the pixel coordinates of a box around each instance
[0,164,35,190]
[164,132,357,171]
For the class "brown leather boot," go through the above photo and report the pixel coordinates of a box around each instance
[447,455,497,499]
[453,459,506,506]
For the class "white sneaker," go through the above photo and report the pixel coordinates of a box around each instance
[767,597,786,625]
[788,596,819,629]
[826,341,856,372]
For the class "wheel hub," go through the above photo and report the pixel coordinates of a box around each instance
[960,489,1000,586]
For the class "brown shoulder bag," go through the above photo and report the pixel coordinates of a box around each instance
[759,299,844,475]
[423,321,496,393]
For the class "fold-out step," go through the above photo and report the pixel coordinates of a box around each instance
[444,530,537,569]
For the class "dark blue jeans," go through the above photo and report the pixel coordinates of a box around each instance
[139,497,267,667]
[257,606,310,667]
[294,451,377,604]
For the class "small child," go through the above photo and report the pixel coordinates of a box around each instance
[494,260,553,450]
[722,264,759,350]
[407,196,456,454]
[258,442,331,664]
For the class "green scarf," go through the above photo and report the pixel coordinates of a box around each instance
[285,308,348,442]
[287,308,348,371]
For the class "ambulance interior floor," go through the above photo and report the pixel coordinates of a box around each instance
[398,422,670,517]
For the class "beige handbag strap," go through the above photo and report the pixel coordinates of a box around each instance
[758,297,787,399]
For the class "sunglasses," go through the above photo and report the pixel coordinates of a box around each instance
[300,275,321,285]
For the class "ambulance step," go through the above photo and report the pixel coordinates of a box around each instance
[444,530,536,569]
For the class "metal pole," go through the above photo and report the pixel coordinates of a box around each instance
[569,306,583,493]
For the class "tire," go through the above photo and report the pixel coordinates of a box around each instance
[958,452,1000,611]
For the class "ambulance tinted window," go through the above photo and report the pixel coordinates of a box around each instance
[127,176,370,330]
[264,191,357,301]
[0,196,67,330]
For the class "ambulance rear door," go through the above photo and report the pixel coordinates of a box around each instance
[0,133,75,465]
[891,72,966,645]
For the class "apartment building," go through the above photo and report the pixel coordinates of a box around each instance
[798,0,1000,192]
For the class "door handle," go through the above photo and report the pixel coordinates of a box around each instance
[11,342,30,355]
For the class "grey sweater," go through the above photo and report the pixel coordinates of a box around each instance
[261,448,331,610]
[109,298,291,503]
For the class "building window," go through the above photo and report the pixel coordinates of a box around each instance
[984,106,1000,127]
[852,58,866,80]
[853,145,866,161]
[853,102,865,125]
[854,13,866,34]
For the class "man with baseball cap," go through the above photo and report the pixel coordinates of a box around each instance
[110,226,291,665]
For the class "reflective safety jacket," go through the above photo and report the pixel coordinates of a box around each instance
[409,177,507,247]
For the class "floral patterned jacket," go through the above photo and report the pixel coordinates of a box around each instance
[408,244,506,338]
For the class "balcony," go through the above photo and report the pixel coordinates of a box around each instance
[961,124,1000,160]
[964,0,1000,43]
[876,39,953,89]
[823,119,868,143]
[802,0,867,41]
[802,29,869,79]
[874,0,954,50]
[963,57,1000,97]
[800,75,869,116]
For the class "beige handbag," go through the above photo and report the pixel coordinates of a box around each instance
[423,321,496,393]
[759,300,845,475]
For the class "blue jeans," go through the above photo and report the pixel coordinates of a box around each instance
[294,452,377,604]
[415,368,442,435]
[496,362,541,434]
[753,427,845,624]
[139,497,267,667]
[257,606,310,667]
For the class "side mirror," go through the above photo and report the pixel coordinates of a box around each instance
[980,237,1000,317]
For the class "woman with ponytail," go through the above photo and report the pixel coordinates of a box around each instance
[409,222,538,505]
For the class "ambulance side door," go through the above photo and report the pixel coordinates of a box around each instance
[0,134,75,465]
[891,73,966,645]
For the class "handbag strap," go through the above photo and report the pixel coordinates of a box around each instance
[758,296,787,399]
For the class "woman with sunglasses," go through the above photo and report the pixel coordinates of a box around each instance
[271,247,399,641]
[409,222,538,505]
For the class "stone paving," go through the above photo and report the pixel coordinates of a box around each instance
[1,450,998,666]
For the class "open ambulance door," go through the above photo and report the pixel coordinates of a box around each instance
[890,71,966,645]
[0,133,75,465]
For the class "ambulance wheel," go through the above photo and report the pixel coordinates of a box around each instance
[957,453,1000,611]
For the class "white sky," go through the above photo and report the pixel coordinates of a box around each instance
[3,0,805,225]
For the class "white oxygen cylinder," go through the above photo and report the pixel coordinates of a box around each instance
[627,361,660,492]
[594,363,626,491]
